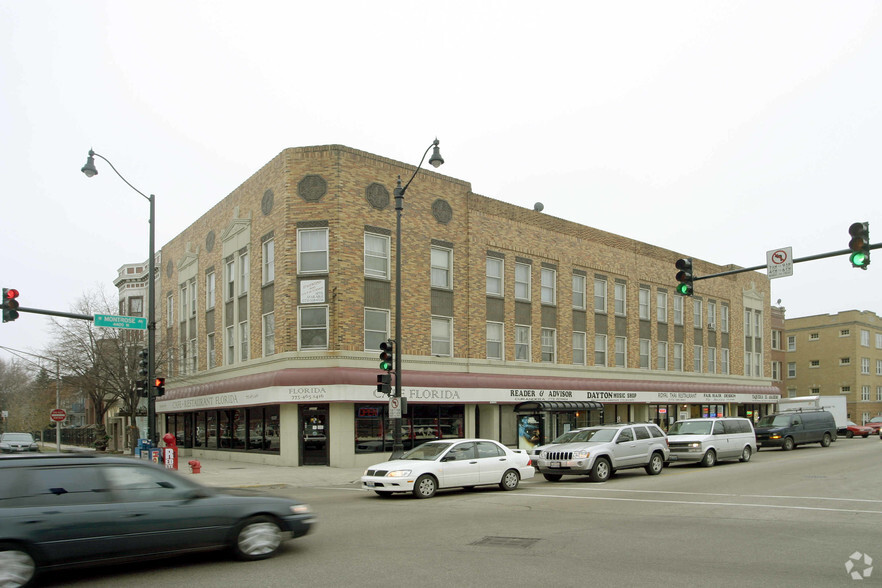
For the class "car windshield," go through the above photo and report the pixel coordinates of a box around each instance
[870,417,882,424]
[757,414,792,427]
[400,441,454,461]
[569,428,617,443]
[1,433,34,442]
[550,430,581,444]
[667,421,713,435]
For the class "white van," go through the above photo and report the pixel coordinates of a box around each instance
[666,417,757,467]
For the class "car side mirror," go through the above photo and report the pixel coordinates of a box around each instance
[441,455,456,462]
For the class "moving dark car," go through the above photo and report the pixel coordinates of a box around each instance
[0,454,315,587]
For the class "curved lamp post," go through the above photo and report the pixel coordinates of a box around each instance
[391,139,444,459]
[81,150,157,445]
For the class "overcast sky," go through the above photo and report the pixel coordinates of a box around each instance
[2,0,881,362]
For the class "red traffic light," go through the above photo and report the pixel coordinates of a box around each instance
[2,288,20,322]
[154,377,165,388]
[4,289,19,300]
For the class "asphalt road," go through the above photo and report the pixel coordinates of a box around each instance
[49,438,882,588]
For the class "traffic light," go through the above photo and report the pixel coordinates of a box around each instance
[848,222,870,269]
[2,288,20,322]
[675,258,694,296]
[377,373,391,395]
[153,377,165,397]
[136,380,148,397]
[379,339,395,371]
[138,348,149,377]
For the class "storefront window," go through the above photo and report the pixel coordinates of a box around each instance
[354,404,464,453]
[700,404,726,418]
[206,411,218,449]
[648,404,678,431]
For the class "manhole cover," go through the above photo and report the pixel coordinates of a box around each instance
[470,536,539,549]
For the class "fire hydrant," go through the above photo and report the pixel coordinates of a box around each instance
[188,459,201,474]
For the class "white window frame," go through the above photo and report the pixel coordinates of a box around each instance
[694,345,703,373]
[263,238,275,284]
[721,305,729,333]
[238,251,249,296]
[541,328,557,363]
[486,321,504,360]
[876,333,882,349]
[707,301,717,330]
[861,329,870,347]
[721,348,730,374]
[167,293,174,327]
[573,331,586,365]
[515,263,531,301]
[771,360,780,381]
[225,325,235,365]
[225,259,235,301]
[365,233,390,280]
[594,334,607,367]
[876,359,882,376]
[189,278,196,317]
[861,357,871,375]
[594,278,607,313]
[657,341,668,370]
[207,332,216,369]
[515,325,531,361]
[787,362,796,378]
[673,295,684,326]
[297,228,329,274]
[239,320,249,362]
[572,274,586,310]
[206,271,216,310]
[708,347,717,374]
[262,312,275,357]
[638,287,651,321]
[673,343,683,371]
[540,268,556,305]
[639,338,650,369]
[431,316,453,357]
[180,283,188,321]
[614,282,626,316]
[430,247,453,290]
[657,291,668,323]
[364,308,390,352]
[486,257,504,296]
[298,305,329,350]
[787,335,796,352]
[614,336,627,367]
[694,299,703,328]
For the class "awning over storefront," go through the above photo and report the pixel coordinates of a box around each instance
[514,401,605,413]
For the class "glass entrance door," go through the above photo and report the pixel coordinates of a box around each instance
[300,404,329,466]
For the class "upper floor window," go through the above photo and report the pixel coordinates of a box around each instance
[431,247,452,289]
[364,308,389,352]
[365,233,390,279]
[431,316,452,356]
[486,322,504,360]
[540,268,556,305]
[861,329,870,347]
[707,301,717,329]
[188,278,196,317]
[840,329,850,337]
[515,325,531,361]
[694,299,703,328]
[614,282,626,316]
[486,257,503,296]
[614,336,627,367]
[225,259,235,301]
[515,263,531,301]
[638,287,651,320]
[721,305,729,333]
[573,274,586,309]
[298,306,328,350]
[573,331,586,365]
[594,278,607,313]
[180,283,189,320]
[206,271,216,310]
[541,328,556,362]
[166,293,174,327]
[263,239,275,284]
[771,330,781,350]
[787,335,796,351]
[594,334,607,367]
[876,333,882,349]
[673,295,684,326]
[238,251,249,295]
[657,291,668,323]
[809,332,819,341]
[298,228,329,274]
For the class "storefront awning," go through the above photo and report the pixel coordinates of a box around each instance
[514,401,604,413]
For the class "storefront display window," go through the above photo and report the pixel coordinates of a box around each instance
[164,406,281,454]
[354,403,464,453]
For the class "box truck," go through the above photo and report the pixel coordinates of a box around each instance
[777,395,847,436]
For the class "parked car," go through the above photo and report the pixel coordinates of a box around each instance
[0,433,39,453]
[0,454,315,587]
[361,438,534,498]
[864,416,882,434]
[845,420,872,438]
[533,423,670,483]
[667,417,756,466]
[527,427,590,460]
[754,409,837,450]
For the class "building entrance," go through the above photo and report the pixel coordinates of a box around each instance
[300,404,329,466]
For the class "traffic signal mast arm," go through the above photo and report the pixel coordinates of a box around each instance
[688,243,882,283]
[14,306,94,321]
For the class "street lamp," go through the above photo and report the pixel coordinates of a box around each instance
[391,139,444,459]
[81,150,158,445]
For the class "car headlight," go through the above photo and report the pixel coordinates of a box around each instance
[387,470,412,477]
[770,434,781,439]
[572,450,590,459]
[290,504,312,515]
[688,442,701,449]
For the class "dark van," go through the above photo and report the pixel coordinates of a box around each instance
[755,409,837,451]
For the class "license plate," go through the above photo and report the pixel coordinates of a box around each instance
[549,461,561,468]
[365,481,375,487]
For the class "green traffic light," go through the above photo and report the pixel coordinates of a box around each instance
[850,251,869,268]
[676,283,693,296]
[380,360,392,371]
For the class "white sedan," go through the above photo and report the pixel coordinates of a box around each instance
[362,438,534,498]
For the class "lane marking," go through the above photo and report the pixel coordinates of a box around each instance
[527,486,882,504]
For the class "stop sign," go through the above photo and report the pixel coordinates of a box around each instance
[50,408,66,422]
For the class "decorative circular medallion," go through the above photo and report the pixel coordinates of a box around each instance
[166,259,174,278]
[206,230,216,253]
[261,189,274,215]
[365,183,390,210]
[298,175,327,202]
[431,198,453,224]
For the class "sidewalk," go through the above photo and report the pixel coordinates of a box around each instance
[38,442,365,489]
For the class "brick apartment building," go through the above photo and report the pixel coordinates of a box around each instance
[118,144,779,468]
[783,310,882,424]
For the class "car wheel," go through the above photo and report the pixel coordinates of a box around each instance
[644,452,664,475]
[412,474,437,499]
[231,516,283,561]
[589,457,611,482]
[543,473,562,482]
[0,543,36,588]
[499,469,520,491]
[846,430,854,439]
[863,434,869,438]
[820,433,832,447]
[700,449,716,467]
[782,437,795,451]
[739,445,752,462]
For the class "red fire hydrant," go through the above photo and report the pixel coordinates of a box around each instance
[188,459,201,474]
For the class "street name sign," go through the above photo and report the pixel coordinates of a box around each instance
[94,314,148,330]
[766,247,793,279]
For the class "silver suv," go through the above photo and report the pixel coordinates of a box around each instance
[535,423,670,482]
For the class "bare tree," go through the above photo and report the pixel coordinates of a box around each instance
[0,358,44,434]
